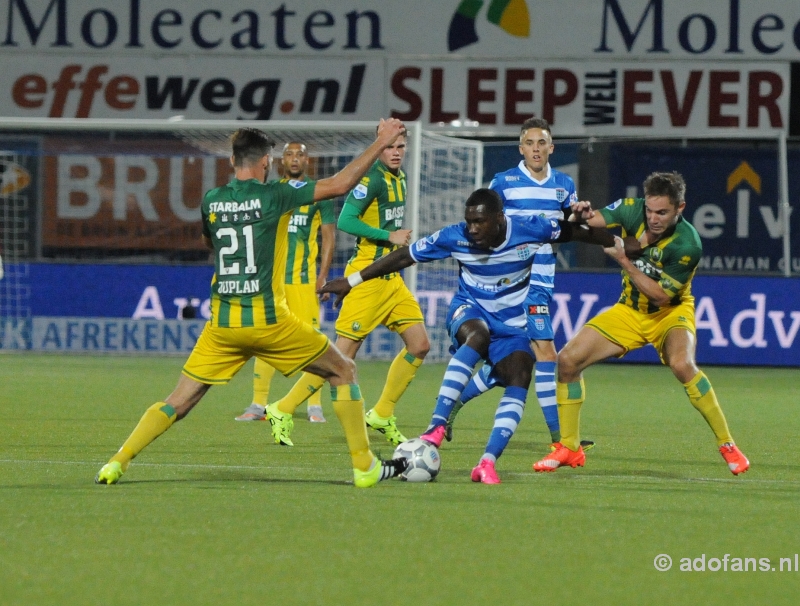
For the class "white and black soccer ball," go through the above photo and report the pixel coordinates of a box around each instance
[393,438,441,482]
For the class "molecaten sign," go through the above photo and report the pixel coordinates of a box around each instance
[3,1,800,59]
[0,1,795,132]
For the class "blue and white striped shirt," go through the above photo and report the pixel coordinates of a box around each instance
[409,215,562,329]
[490,162,577,306]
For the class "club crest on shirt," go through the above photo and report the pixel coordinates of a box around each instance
[352,183,368,199]
[555,188,567,203]
[516,244,532,260]
[649,248,663,262]
[288,179,307,189]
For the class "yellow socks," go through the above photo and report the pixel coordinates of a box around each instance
[276,372,325,415]
[556,379,585,451]
[684,371,733,446]
[307,376,323,408]
[252,358,276,406]
[373,348,423,418]
[331,384,373,472]
[109,402,177,470]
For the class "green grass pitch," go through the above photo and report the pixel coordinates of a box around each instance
[1,353,798,605]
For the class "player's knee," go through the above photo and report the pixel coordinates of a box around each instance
[408,335,430,359]
[557,349,579,380]
[507,368,532,388]
[334,355,358,384]
[498,353,532,387]
[669,359,697,383]
[465,334,490,358]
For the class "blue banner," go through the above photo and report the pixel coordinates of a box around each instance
[608,145,799,274]
[2,263,798,366]
[552,273,800,367]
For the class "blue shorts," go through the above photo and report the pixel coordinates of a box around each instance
[525,292,554,341]
[446,295,532,367]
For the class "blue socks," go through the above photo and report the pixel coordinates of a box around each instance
[460,363,495,404]
[535,361,560,442]
[427,345,482,430]
[459,360,560,442]
[483,385,527,461]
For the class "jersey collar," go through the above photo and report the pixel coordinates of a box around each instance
[376,159,405,181]
[517,160,551,185]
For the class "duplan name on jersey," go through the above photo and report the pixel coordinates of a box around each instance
[217,279,261,294]
[208,199,262,213]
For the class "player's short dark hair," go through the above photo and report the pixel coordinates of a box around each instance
[230,128,276,167]
[466,188,503,213]
[643,171,686,207]
[520,117,551,139]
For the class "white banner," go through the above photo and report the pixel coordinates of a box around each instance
[1,0,800,60]
[3,55,384,120]
[0,55,788,135]
[387,60,790,135]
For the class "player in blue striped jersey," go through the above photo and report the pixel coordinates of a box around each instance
[451,117,591,451]
[321,189,626,483]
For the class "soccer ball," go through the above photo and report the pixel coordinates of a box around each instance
[392,438,441,482]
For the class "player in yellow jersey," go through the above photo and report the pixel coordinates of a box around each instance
[95,119,410,488]
[235,142,335,423]
[265,131,430,447]
[533,171,750,476]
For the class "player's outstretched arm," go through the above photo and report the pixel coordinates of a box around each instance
[319,246,415,307]
[557,220,615,247]
[314,118,405,201]
[558,217,643,259]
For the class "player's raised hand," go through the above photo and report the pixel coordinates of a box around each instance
[318,277,352,309]
[388,229,412,246]
[376,118,406,146]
